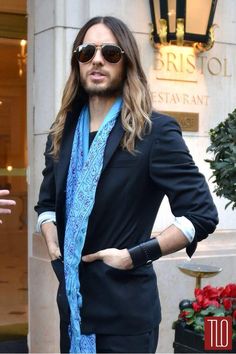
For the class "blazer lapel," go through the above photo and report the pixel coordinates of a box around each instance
[56,109,125,193]
[56,103,83,197]
[102,114,125,172]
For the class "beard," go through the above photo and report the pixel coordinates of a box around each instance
[80,74,124,98]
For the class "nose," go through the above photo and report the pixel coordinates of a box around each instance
[92,47,104,65]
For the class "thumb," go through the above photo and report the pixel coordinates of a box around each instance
[82,251,103,263]
[55,247,62,259]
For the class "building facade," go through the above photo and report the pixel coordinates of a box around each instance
[27,1,236,352]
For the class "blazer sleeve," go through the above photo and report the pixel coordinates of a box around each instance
[149,116,219,257]
[34,134,56,216]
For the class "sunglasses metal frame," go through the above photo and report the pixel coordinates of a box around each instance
[73,43,125,63]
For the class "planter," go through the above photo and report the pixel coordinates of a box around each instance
[173,322,236,353]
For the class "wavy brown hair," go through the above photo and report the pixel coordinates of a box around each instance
[50,16,152,158]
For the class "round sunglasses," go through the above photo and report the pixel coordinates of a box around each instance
[74,43,125,64]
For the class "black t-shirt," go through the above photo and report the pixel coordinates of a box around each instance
[89,131,97,147]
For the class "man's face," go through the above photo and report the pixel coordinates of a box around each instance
[79,23,125,98]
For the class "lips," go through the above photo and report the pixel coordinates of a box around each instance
[89,71,106,80]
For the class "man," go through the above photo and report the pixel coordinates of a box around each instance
[35,16,218,354]
[0,189,16,224]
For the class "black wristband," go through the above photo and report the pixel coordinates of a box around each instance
[128,238,162,268]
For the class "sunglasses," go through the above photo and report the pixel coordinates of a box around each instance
[74,43,125,64]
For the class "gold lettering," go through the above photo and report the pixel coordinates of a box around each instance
[169,94,177,104]
[197,56,207,75]
[158,92,164,104]
[186,54,195,74]
[167,52,178,72]
[208,57,222,76]
[154,52,165,71]
[151,91,157,102]
[183,94,189,105]
[154,51,231,78]
[166,92,171,103]
[154,92,210,106]
[180,53,184,72]
[185,118,193,129]
[175,94,181,103]
[196,95,203,105]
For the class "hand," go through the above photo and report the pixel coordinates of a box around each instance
[41,222,62,261]
[82,248,133,270]
[0,190,16,224]
[47,240,62,261]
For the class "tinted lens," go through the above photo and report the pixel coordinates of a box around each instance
[102,45,122,63]
[78,44,96,63]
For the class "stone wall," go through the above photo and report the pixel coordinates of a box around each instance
[27,0,236,352]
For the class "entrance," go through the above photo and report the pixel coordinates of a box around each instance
[0,3,27,349]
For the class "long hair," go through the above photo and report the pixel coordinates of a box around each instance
[50,16,152,158]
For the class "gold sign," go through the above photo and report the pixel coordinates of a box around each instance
[154,46,232,83]
[0,168,26,176]
[160,111,199,132]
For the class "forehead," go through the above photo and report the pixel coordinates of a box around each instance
[83,23,118,44]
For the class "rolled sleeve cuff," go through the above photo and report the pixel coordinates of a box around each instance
[36,211,56,233]
[173,216,195,243]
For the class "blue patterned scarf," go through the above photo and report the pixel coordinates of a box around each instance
[64,97,123,353]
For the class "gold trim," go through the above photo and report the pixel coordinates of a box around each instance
[193,25,217,53]
[176,18,184,46]
[149,22,156,48]
[156,77,198,83]
[150,19,168,49]
[0,168,26,176]
[158,19,168,45]
[150,17,217,53]
[160,111,199,132]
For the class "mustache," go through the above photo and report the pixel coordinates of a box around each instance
[87,68,109,76]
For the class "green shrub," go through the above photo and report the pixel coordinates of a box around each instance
[206,109,236,209]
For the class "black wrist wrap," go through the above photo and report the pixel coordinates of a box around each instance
[128,238,162,268]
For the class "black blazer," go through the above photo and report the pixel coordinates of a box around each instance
[35,105,218,335]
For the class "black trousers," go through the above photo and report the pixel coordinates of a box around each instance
[61,320,159,353]
[51,259,159,353]
[96,327,159,353]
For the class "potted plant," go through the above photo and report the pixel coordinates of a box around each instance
[173,284,236,353]
[206,109,236,209]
